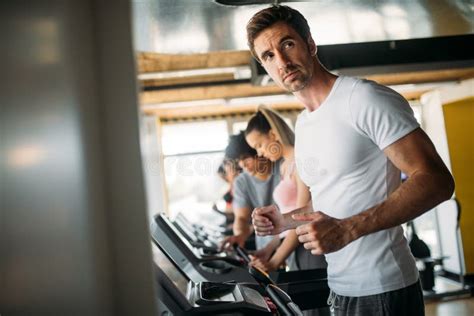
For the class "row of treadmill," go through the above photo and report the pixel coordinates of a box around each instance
[150,211,330,315]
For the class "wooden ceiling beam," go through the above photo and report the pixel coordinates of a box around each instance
[139,81,431,105]
[139,67,474,105]
[365,68,474,85]
[140,83,286,104]
[137,50,474,113]
[142,88,426,118]
[143,102,303,118]
[139,67,474,88]
[140,73,236,88]
[139,67,474,90]
[137,49,474,84]
[137,50,252,73]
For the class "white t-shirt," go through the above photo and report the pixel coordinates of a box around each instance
[294,76,420,296]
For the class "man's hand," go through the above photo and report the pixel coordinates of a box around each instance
[251,205,286,236]
[293,211,355,255]
[220,234,246,250]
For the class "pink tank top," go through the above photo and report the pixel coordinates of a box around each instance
[273,175,297,214]
[273,161,298,238]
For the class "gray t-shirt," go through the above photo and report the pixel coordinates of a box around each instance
[232,159,281,249]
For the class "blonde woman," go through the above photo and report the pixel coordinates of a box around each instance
[245,105,326,271]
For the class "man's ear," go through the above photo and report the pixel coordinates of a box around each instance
[307,37,317,56]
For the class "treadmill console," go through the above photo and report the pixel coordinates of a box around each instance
[151,214,254,283]
[152,242,273,314]
[190,281,269,312]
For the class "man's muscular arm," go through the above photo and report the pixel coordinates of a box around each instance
[295,128,455,254]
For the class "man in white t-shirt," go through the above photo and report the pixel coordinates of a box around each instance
[247,5,454,316]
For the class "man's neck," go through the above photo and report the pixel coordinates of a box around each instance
[254,171,271,181]
[294,62,338,112]
[253,160,273,181]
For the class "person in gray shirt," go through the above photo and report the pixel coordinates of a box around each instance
[221,131,281,250]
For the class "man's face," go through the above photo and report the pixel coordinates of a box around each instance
[238,155,270,176]
[238,155,256,175]
[253,22,315,92]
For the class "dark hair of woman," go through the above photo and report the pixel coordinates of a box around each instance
[245,111,271,136]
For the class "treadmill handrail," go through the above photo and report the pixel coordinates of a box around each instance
[151,215,198,267]
[153,263,192,312]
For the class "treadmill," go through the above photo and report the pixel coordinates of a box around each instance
[151,213,255,283]
[152,241,304,315]
[174,211,255,251]
[151,214,330,310]
[173,212,224,251]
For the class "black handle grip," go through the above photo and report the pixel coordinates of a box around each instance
[266,284,303,316]
[233,244,251,263]
[249,265,276,286]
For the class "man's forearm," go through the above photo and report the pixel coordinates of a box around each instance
[343,170,454,242]
[282,202,314,231]
[233,217,253,238]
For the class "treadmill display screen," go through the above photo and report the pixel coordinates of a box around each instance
[151,242,189,295]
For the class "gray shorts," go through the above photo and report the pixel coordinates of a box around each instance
[329,280,424,316]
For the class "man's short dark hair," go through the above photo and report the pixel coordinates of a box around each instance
[225,131,257,160]
[217,163,226,178]
[246,5,311,61]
